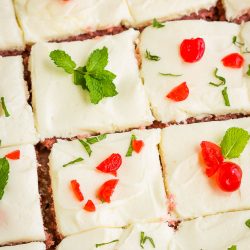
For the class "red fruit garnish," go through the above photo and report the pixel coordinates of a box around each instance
[96,153,122,177]
[166,82,189,102]
[132,140,144,153]
[70,180,84,202]
[83,200,96,212]
[200,141,224,177]
[5,150,20,160]
[221,53,244,68]
[180,38,205,63]
[97,179,119,203]
[217,162,242,192]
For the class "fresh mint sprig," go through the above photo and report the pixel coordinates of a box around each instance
[49,47,118,104]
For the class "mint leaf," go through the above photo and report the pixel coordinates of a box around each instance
[159,72,182,77]
[0,157,10,200]
[220,127,250,159]
[228,245,237,250]
[63,157,84,167]
[145,50,160,61]
[79,139,92,156]
[96,239,119,248]
[209,68,226,87]
[50,50,76,74]
[247,65,250,76]
[1,97,10,117]
[140,231,155,249]
[86,47,108,72]
[86,134,107,144]
[245,219,250,228]
[222,87,230,107]
[152,18,165,28]
[73,66,87,89]
[126,134,136,157]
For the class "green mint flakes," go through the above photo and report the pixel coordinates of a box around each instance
[95,239,119,248]
[49,50,76,74]
[86,134,107,144]
[228,245,237,250]
[63,157,84,167]
[159,72,182,77]
[245,219,250,228]
[145,50,160,61]
[140,231,155,249]
[247,65,250,76]
[232,35,244,48]
[1,97,10,117]
[220,127,250,159]
[126,134,137,157]
[209,68,226,87]
[79,139,92,156]
[222,87,230,107]
[50,47,117,104]
[152,18,165,28]
[0,157,10,200]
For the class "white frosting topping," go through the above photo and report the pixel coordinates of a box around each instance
[0,243,46,250]
[223,0,250,20]
[0,56,38,147]
[49,129,167,236]
[170,210,250,250]
[14,0,133,43]
[140,20,250,123]
[127,0,217,26]
[0,145,45,244]
[30,29,153,139]
[57,222,173,250]
[0,0,24,50]
[160,117,250,219]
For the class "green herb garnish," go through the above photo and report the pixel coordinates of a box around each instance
[245,219,250,228]
[152,18,165,28]
[220,127,250,159]
[228,245,237,250]
[95,239,119,248]
[232,36,244,48]
[145,50,160,61]
[1,97,10,117]
[63,157,84,167]
[247,65,250,76]
[0,157,10,200]
[86,134,107,144]
[222,87,230,107]
[50,47,118,104]
[126,134,136,157]
[209,68,226,87]
[140,231,155,249]
[159,72,182,77]
[79,139,92,156]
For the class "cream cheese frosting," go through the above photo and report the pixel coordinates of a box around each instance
[170,210,250,250]
[49,129,167,236]
[223,0,250,20]
[0,145,45,245]
[30,29,153,139]
[139,20,250,123]
[160,117,250,219]
[127,0,217,26]
[0,0,24,51]
[14,0,132,43]
[0,243,46,250]
[57,222,173,250]
[0,56,38,147]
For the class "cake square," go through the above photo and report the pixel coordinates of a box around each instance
[0,0,24,51]
[57,222,173,250]
[14,0,132,43]
[160,117,250,219]
[126,0,217,26]
[0,243,46,250]
[49,129,167,236]
[0,56,38,147]
[30,29,153,139]
[0,145,45,245]
[139,20,250,123]
[170,210,250,249]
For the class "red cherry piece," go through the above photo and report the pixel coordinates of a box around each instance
[180,38,205,63]
[217,162,242,192]
[97,179,119,203]
[200,141,224,177]
[221,53,244,68]
[5,150,20,160]
[96,153,122,177]
[132,140,144,153]
[83,200,96,212]
[166,82,189,102]
[70,180,84,202]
